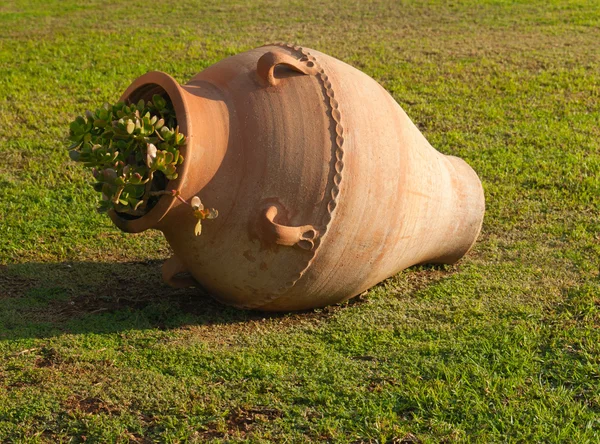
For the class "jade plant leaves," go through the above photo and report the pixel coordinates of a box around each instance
[67,96,186,217]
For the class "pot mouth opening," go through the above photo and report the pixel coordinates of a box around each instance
[109,71,191,233]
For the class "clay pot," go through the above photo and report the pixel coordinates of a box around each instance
[110,43,485,311]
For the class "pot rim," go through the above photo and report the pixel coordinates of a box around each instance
[108,71,191,233]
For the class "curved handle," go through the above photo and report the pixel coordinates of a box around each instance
[257,50,316,87]
[162,254,197,288]
[260,205,319,250]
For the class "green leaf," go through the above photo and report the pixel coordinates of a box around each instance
[161,127,173,141]
[125,184,145,198]
[126,120,135,134]
[194,220,202,236]
[152,94,166,109]
[128,197,141,207]
[97,200,111,213]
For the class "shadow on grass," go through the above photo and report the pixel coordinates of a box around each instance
[0,261,307,340]
[0,260,452,341]
[0,260,387,341]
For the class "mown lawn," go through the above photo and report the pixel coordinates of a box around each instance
[1,0,599,442]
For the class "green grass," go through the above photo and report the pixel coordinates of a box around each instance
[1,0,599,442]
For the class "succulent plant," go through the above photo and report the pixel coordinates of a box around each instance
[67,95,217,235]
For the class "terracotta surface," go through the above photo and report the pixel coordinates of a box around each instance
[109,43,485,311]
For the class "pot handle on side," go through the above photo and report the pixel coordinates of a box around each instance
[162,254,197,288]
[259,205,319,251]
[257,50,317,87]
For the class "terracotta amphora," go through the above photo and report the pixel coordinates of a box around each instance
[109,43,485,311]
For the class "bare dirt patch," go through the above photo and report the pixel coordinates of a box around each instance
[198,406,283,439]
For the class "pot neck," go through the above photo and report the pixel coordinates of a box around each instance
[109,71,229,233]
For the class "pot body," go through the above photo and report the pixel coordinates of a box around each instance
[112,43,485,311]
